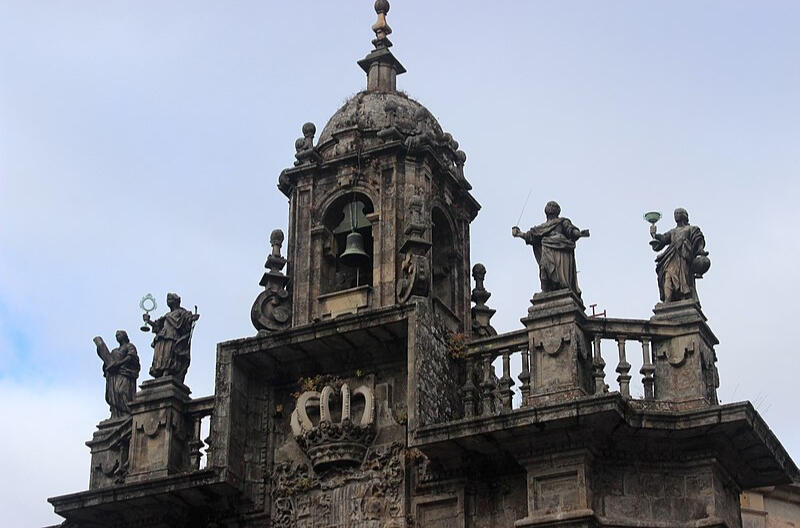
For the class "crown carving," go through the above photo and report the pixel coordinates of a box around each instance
[290,383,376,471]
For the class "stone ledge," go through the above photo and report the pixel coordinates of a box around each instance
[410,395,799,490]
[48,469,238,525]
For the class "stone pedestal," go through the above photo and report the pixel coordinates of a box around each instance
[127,376,193,482]
[651,300,719,409]
[87,415,132,489]
[522,290,593,405]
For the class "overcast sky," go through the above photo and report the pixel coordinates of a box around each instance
[1,1,799,525]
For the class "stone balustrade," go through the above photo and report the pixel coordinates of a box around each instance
[186,395,215,471]
[458,295,720,420]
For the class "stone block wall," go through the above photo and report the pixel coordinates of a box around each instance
[411,301,462,427]
[594,461,742,528]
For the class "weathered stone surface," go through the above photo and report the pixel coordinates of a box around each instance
[523,290,593,404]
[650,207,711,303]
[513,201,590,300]
[93,331,140,419]
[47,3,798,528]
[127,376,194,482]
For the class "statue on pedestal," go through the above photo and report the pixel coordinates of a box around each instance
[512,201,589,298]
[93,331,140,418]
[142,293,199,382]
[649,208,710,303]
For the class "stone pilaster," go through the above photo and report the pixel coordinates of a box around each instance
[127,376,193,481]
[522,290,593,405]
[650,300,719,409]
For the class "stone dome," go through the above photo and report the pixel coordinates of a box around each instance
[317,90,444,146]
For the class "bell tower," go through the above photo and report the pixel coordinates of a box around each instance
[266,0,479,331]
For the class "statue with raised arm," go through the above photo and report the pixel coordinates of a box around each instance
[93,331,140,418]
[512,201,590,298]
[649,208,710,303]
[142,293,199,382]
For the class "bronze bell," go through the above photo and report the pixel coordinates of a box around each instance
[340,231,369,267]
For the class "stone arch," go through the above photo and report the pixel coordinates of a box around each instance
[320,191,375,293]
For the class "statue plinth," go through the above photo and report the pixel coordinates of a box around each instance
[127,376,193,482]
[87,415,132,489]
[522,290,593,405]
[650,300,719,409]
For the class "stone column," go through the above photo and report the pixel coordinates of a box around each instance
[650,300,719,409]
[127,376,193,481]
[521,290,593,405]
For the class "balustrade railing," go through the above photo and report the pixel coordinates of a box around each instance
[584,318,660,400]
[460,318,671,419]
[462,329,528,417]
[186,395,215,470]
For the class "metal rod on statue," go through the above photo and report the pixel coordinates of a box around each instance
[516,188,533,226]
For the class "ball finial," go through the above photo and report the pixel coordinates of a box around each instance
[375,0,390,15]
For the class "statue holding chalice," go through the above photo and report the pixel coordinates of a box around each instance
[647,208,711,303]
[141,292,199,383]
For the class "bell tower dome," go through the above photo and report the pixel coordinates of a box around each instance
[273,0,480,331]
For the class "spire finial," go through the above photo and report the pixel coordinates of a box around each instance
[372,0,393,48]
[357,0,405,91]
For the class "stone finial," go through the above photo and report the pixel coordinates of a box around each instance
[358,0,405,91]
[267,229,287,274]
[471,263,497,337]
[454,149,471,189]
[252,229,292,333]
[372,0,393,48]
[377,100,405,141]
[294,122,321,166]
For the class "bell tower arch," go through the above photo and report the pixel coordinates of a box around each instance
[261,0,479,332]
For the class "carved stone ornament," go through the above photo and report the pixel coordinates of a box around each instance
[659,340,696,367]
[535,334,571,357]
[293,122,322,166]
[397,252,429,304]
[470,263,497,337]
[290,383,377,471]
[252,229,292,333]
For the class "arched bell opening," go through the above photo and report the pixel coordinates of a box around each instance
[432,206,456,314]
[321,192,375,294]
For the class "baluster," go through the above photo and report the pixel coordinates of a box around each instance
[461,358,477,418]
[640,338,655,400]
[615,337,632,398]
[188,414,203,470]
[498,351,515,411]
[518,346,531,406]
[480,354,497,415]
[592,336,607,394]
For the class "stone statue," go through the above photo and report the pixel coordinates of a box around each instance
[142,293,199,382]
[93,331,140,418]
[649,208,710,303]
[512,201,590,298]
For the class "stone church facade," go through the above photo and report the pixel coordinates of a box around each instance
[48,3,798,527]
